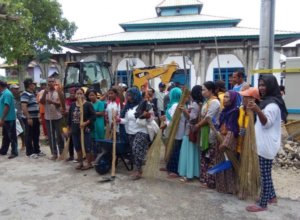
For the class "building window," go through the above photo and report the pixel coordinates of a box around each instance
[213,67,245,90]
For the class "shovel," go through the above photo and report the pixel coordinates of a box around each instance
[207,153,232,175]
[99,109,117,182]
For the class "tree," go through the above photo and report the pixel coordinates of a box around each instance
[0,0,77,63]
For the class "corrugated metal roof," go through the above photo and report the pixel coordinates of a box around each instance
[68,27,300,45]
[121,14,239,25]
[156,0,202,8]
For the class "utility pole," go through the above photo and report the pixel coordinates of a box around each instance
[258,0,276,72]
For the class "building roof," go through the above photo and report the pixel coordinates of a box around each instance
[156,0,203,8]
[66,26,300,48]
[120,14,241,31]
[65,1,300,50]
[156,0,203,16]
[121,14,240,25]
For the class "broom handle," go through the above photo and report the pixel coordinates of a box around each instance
[111,109,117,177]
[207,117,228,161]
[224,152,229,161]
[240,108,247,147]
[206,117,224,143]
[79,98,86,157]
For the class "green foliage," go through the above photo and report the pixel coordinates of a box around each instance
[0,0,77,63]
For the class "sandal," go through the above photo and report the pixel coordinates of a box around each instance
[159,167,167,172]
[179,177,189,183]
[167,172,179,178]
[130,171,142,180]
[130,174,142,181]
[246,205,267,212]
[81,164,93,170]
[75,163,83,170]
[199,183,208,188]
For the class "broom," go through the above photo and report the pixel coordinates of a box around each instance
[79,98,86,158]
[164,88,190,162]
[143,130,164,178]
[206,117,240,172]
[58,137,70,160]
[238,110,260,199]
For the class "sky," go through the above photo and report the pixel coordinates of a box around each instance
[1,0,300,73]
[58,0,300,40]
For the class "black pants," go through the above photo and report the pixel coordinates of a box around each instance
[23,118,41,156]
[0,120,18,156]
[68,136,74,158]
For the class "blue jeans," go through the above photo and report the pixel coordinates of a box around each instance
[72,130,92,154]
[0,120,18,156]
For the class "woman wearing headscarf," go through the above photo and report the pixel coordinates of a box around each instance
[216,90,239,194]
[246,75,287,212]
[161,87,185,178]
[195,81,220,188]
[117,87,150,180]
[178,85,203,182]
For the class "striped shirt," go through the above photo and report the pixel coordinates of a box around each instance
[21,90,39,118]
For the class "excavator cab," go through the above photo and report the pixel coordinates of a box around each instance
[64,61,112,96]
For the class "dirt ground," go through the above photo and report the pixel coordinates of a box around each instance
[0,141,299,220]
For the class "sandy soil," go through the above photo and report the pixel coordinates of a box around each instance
[0,139,299,220]
[272,167,300,201]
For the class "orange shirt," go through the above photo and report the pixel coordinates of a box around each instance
[37,90,45,114]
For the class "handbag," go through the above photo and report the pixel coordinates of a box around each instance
[188,103,202,144]
[189,118,199,143]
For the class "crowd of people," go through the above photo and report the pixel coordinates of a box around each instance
[0,70,288,212]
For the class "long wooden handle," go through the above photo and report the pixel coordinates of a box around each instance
[79,99,86,157]
[111,109,117,177]
[206,117,224,143]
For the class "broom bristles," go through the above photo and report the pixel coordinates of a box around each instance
[206,117,240,171]
[143,130,164,178]
[238,110,260,199]
[164,89,190,162]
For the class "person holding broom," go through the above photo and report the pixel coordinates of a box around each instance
[86,89,106,162]
[178,85,203,182]
[67,88,96,170]
[195,81,220,189]
[216,90,240,194]
[237,87,260,200]
[117,87,151,180]
[246,75,288,212]
[39,77,64,160]
[64,87,77,161]
[160,87,185,178]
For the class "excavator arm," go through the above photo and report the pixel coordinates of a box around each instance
[133,62,178,89]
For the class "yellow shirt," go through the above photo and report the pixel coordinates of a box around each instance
[237,106,249,153]
[218,92,225,110]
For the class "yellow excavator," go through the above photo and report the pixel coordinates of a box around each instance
[132,61,178,89]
